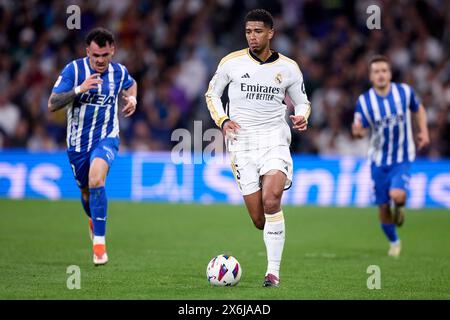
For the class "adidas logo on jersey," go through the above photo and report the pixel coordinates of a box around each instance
[241,73,250,78]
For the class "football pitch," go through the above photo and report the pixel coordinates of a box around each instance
[0,199,449,300]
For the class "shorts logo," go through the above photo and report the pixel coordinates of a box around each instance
[275,73,282,84]
[103,146,115,161]
[103,146,113,154]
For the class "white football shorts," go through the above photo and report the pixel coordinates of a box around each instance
[230,145,293,196]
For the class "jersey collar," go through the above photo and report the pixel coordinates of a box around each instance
[247,49,280,64]
[372,82,393,98]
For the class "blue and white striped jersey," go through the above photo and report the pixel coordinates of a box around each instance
[354,82,420,167]
[52,57,134,153]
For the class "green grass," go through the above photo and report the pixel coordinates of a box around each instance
[0,199,449,299]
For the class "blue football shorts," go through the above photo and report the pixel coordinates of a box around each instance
[370,161,411,205]
[67,137,119,189]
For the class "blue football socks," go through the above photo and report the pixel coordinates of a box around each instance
[89,186,107,237]
[381,223,399,243]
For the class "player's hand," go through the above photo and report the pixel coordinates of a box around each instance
[290,115,308,131]
[121,94,137,117]
[351,122,364,137]
[79,73,102,93]
[417,131,430,150]
[222,120,241,141]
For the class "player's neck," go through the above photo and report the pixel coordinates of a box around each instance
[374,82,391,97]
[251,47,272,63]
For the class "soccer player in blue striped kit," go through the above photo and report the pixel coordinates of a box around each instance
[352,55,429,257]
[48,28,137,265]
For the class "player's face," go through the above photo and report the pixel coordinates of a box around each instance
[245,21,273,54]
[369,61,392,89]
[86,41,115,74]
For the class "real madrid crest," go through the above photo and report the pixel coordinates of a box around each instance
[275,73,282,84]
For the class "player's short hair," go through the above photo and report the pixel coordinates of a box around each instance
[85,27,115,47]
[245,9,274,29]
[368,55,390,69]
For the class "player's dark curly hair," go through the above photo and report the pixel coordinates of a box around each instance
[85,27,115,47]
[245,9,274,29]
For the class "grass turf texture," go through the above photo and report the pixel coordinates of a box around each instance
[0,199,449,299]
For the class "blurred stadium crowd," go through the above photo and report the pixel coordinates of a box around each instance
[0,0,449,158]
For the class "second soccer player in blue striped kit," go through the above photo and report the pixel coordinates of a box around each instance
[48,28,137,265]
[352,55,429,257]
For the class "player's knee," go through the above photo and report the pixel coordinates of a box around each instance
[262,194,281,214]
[88,174,105,188]
[390,190,406,206]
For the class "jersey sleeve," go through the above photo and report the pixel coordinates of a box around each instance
[409,86,420,112]
[52,62,75,93]
[286,65,311,120]
[121,65,135,90]
[204,61,231,128]
[354,99,369,128]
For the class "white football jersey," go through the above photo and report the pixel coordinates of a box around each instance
[205,48,311,151]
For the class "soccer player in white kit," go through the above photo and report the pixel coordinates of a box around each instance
[205,9,311,287]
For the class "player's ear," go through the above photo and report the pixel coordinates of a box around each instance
[111,45,115,57]
[268,28,274,40]
[86,47,90,57]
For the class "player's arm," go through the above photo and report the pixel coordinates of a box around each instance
[412,104,430,149]
[352,99,369,138]
[287,67,311,131]
[48,73,102,112]
[351,116,369,138]
[121,80,137,118]
[48,91,77,112]
[205,62,240,138]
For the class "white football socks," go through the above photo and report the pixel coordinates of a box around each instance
[263,210,285,279]
[93,236,105,245]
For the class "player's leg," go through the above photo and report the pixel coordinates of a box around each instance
[80,187,94,240]
[389,163,410,227]
[231,152,264,229]
[390,189,406,226]
[260,169,286,287]
[80,187,91,217]
[67,151,93,240]
[372,164,401,256]
[379,203,401,257]
[88,137,119,265]
[243,190,265,230]
[88,157,109,265]
[378,203,399,243]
